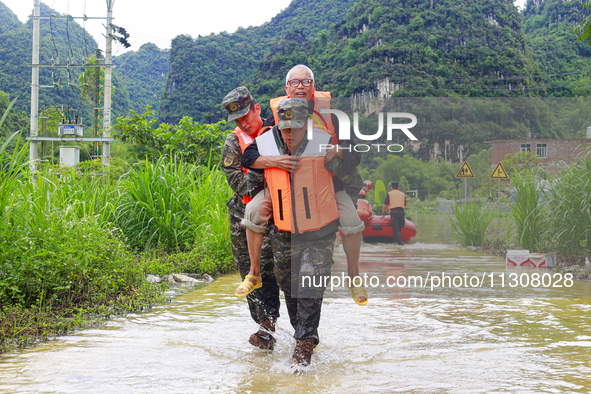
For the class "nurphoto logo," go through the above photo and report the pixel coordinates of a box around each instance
[310,109,418,153]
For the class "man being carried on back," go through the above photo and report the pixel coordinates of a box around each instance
[238,64,368,306]
[241,98,344,367]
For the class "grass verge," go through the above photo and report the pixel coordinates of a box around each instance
[0,245,234,354]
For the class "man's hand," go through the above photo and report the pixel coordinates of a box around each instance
[273,154,301,173]
[251,155,301,172]
[324,145,344,163]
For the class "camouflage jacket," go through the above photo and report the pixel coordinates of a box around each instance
[221,131,247,218]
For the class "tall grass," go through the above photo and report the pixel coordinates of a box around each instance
[1,102,234,351]
[115,156,231,254]
[0,161,137,307]
[116,157,197,251]
[509,170,546,251]
[188,165,232,258]
[545,157,591,255]
[449,199,495,246]
[1,152,233,307]
[0,131,28,237]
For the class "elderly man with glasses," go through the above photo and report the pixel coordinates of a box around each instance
[241,65,367,306]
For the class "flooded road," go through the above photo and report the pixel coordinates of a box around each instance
[1,214,590,393]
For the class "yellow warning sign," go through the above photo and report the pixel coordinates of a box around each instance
[456,161,475,178]
[490,162,509,179]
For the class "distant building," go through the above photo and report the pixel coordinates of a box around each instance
[491,127,591,172]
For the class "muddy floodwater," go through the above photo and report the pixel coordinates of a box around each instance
[1,214,590,393]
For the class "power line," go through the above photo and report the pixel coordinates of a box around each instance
[82,0,89,58]
[49,16,59,59]
[65,1,75,61]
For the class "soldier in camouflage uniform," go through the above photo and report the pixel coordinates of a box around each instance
[262,64,367,306]
[242,98,345,367]
[221,87,280,350]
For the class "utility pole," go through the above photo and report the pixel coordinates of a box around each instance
[30,0,40,176]
[93,49,102,158]
[102,0,114,167]
[27,0,114,171]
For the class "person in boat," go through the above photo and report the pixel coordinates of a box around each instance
[240,64,368,306]
[220,86,283,351]
[362,180,373,195]
[242,98,344,367]
[382,181,406,246]
[356,190,374,222]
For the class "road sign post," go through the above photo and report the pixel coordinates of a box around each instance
[456,161,475,202]
[490,162,509,228]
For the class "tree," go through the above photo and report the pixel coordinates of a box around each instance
[573,1,591,46]
[502,151,542,175]
[113,105,232,167]
[399,175,410,192]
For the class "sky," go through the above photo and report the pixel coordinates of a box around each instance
[2,0,528,55]
[1,0,293,55]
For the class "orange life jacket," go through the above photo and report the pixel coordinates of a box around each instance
[256,128,339,234]
[232,127,255,153]
[356,198,373,222]
[388,189,406,211]
[269,92,337,144]
[232,125,270,204]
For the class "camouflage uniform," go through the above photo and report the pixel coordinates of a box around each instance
[326,155,363,206]
[222,131,280,325]
[270,225,335,345]
[252,98,342,346]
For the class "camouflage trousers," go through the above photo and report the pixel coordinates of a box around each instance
[230,214,280,324]
[270,224,336,345]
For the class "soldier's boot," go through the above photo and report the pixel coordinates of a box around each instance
[291,338,315,367]
[249,320,276,350]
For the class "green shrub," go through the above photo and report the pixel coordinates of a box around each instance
[449,199,495,246]
[546,156,591,255]
[0,213,143,307]
[509,170,546,251]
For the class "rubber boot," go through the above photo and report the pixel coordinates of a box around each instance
[248,320,276,350]
[291,338,315,367]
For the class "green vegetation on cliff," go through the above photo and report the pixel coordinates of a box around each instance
[524,0,591,96]
[114,43,169,113]
[0,2,133,126]
[158,0,359,124]
[251,0,543,111]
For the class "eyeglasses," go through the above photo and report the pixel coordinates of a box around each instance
[287,78,314,87]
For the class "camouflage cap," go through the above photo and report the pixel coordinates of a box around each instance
[222,86,253,122]
[277,98,310,130]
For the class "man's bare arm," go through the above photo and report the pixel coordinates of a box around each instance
[250,155,301,172]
